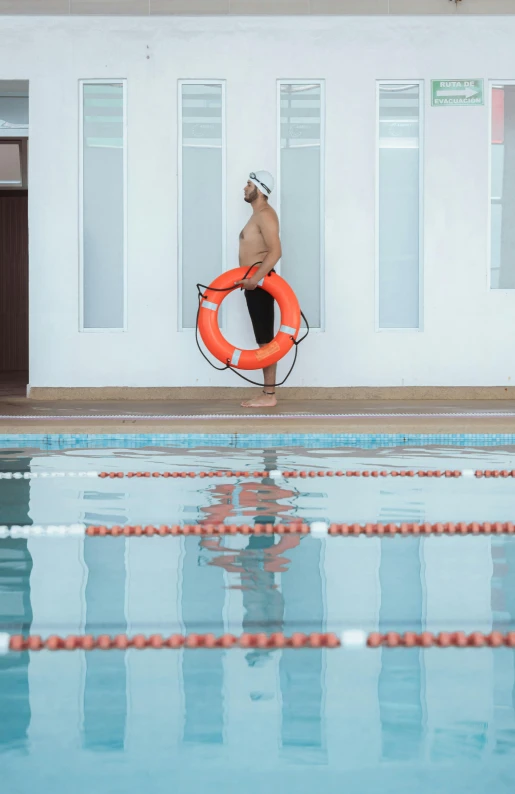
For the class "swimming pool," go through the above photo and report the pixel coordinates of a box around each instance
[1,434,515,794]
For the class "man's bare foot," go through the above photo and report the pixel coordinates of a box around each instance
[241,390,277,409]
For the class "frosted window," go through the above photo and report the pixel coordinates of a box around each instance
[280,83,322,328]
[0,95,28,134]
[181,84,223,329]
[0,143,22,185]
[82,82,125,330]
[491,84,515,289]
[378,84,421,329]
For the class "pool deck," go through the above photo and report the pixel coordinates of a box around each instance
[1,391,515,435]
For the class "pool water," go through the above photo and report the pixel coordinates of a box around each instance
[1,439,515,793]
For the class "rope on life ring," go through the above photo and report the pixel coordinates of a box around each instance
[195,265,309,388]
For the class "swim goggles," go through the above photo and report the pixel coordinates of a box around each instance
[249,172,271,195]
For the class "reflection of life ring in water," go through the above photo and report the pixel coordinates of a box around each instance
[200,535,301,575]
[199,481,297,526]
[198,266,301,370]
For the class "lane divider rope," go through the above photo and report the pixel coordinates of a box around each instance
[101,469,514,479]
[83,521,515,537]
[2,411,515,420]
[1,630,514,654]
[3,521,515,538]
[2,469,515,479]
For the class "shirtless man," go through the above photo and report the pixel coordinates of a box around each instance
[235,171,282,409]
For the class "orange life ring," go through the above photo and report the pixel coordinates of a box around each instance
[198,266,301,370]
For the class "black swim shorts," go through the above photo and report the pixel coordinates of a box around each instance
[245,286,275,345]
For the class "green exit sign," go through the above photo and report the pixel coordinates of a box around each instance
[431,79,484,107]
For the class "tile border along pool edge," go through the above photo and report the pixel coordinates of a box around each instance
[2,433,515,450]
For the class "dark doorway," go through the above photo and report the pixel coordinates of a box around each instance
[0,82,29,395]
[0,185,28,393]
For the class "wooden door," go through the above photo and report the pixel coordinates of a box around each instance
[0,191,28,372]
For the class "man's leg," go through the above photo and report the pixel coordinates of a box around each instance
[241,356,277,408]
[262,359,277,401]
[241,288,277,409]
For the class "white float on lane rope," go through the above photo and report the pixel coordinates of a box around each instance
[0,524,86,538]
[340,630,367,648]
[310,521,329,537]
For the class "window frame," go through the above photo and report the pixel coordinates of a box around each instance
[177,79,226,332]
[276,78,326,333]
[78,78,128,333]
[375,79,424,333]
[488,79,515,292]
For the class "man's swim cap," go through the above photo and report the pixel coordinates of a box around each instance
[249,170,274,196]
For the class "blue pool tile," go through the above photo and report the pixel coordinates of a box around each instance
[1,433,515,450]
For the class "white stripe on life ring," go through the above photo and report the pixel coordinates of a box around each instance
[280,324,296,335]
[202,300,218,311]
[231,349,242,366]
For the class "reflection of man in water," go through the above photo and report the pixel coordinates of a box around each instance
[199,470,300,665]
[201,533,300,667]
[198,452,304,665]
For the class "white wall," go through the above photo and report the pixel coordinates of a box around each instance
[1,15,515,387]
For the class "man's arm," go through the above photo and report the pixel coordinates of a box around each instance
[235,211,282,289]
